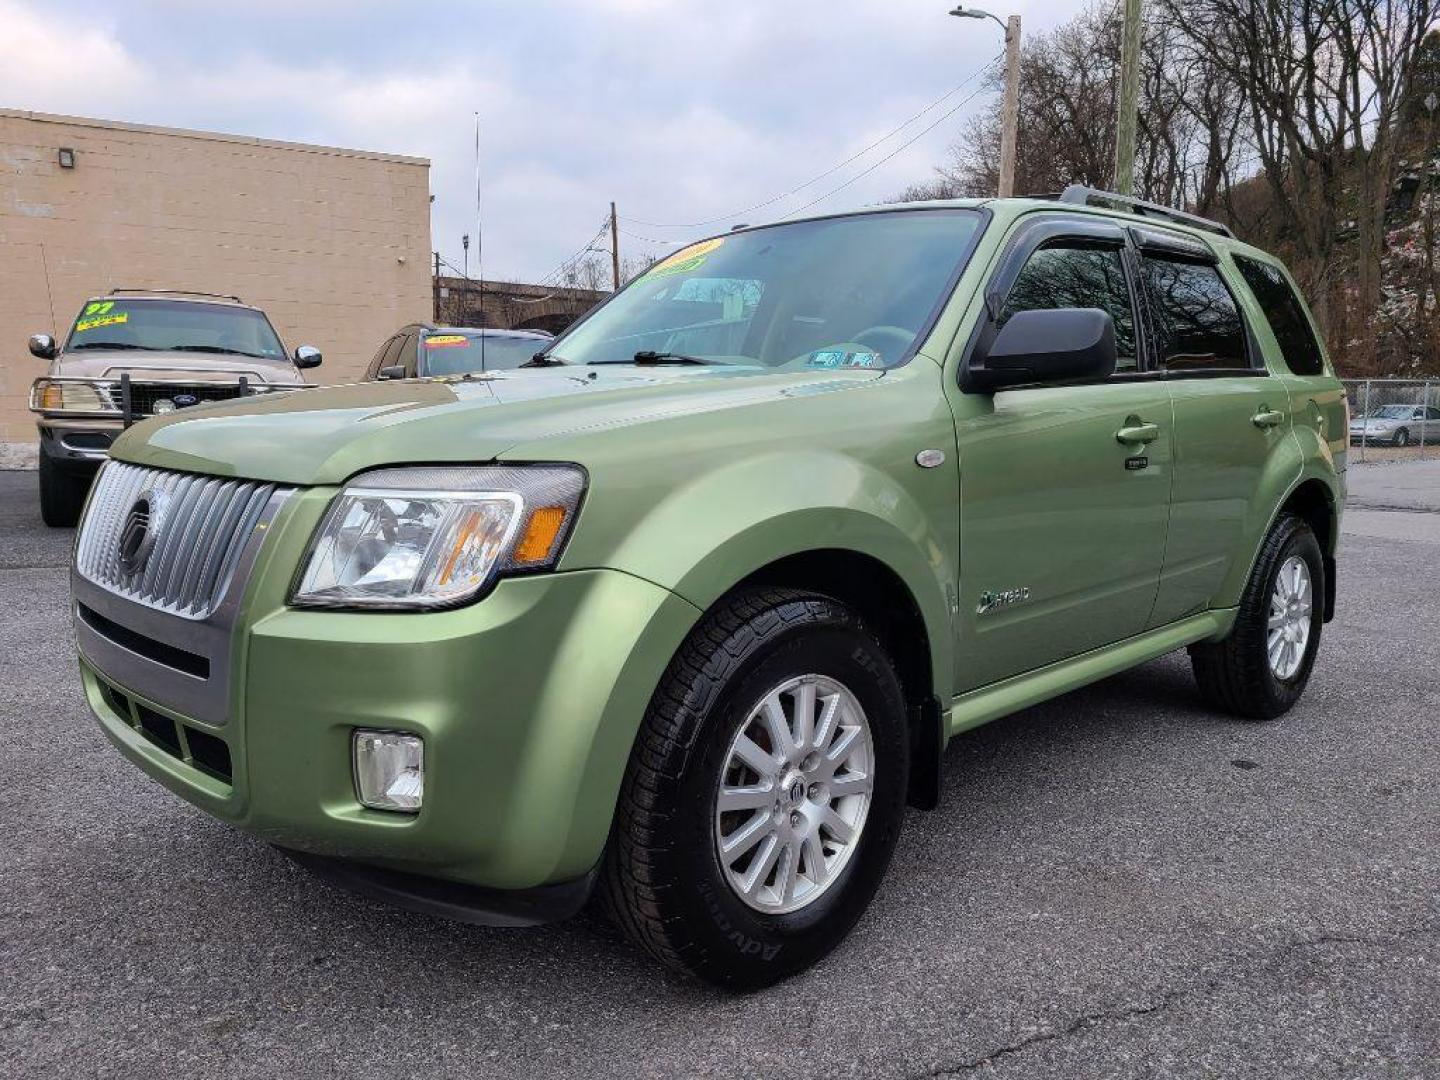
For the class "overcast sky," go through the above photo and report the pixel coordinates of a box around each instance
[3,0,1087,284]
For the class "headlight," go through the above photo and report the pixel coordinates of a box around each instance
[29,378,120,416]
[292,465,586,610]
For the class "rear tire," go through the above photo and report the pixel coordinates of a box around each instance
[38,454,88,528]
[600,588,908,990]
[1189,513,1324,720]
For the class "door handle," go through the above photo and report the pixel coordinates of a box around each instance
[1252,408,1286,430]
[1115,421,1160,445]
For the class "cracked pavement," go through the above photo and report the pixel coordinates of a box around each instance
[2,464,1438,1079]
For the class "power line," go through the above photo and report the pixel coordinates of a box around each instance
[620,54,1003,231]
[534,219,612,287]
[779,67,1002,220]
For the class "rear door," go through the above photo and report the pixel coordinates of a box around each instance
[1142,233,1292,625]
[954,216,1174,690]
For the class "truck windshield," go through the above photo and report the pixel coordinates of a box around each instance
[552,209,983,371]
[65,299,286,360]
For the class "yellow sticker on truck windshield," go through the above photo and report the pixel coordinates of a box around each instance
[76,307,128,332]
[425,335,468,347]
[646,237,724,279]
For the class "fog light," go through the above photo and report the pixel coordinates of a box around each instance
[352,730,424,813]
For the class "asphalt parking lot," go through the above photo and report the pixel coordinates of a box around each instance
[2,464,1437,1079]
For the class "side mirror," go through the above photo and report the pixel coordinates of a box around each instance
[964,308,1117,393]
[377,365,406,381]
[29,333,57,360]
[293,345,323,369]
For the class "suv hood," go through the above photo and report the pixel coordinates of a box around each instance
[53,347,304,385]
[111,366,883,485]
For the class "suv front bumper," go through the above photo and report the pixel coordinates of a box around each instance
[78,555,700,920]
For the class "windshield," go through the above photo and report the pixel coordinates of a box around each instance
[65,298,286,360]
[420,333,545,375]
[1368,406,1413,419]
[552,209,982,371]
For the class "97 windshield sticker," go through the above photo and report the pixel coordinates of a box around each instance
[807,349,881,369]
[425,335,469,348]
[75,302,128,333]
[646,237,725,279]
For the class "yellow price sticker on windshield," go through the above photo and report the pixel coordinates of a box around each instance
[76,311,128,332]
[646,237,725,279]
[425,335,468,347]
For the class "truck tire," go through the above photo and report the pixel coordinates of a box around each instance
[1189,513,1324,720]
[601,588,909,989]
[38,454,88,528]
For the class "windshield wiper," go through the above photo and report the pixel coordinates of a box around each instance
[170,345,271,359]
[521,351,567,368]
[627,351,715,365]
[68,341,149,351]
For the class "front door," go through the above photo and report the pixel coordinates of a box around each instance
[953,227,1174,691]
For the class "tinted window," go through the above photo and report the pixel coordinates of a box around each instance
[1141,258,1248,371]
[1000,244,1137,371]
[553,209,983,370]
[1233,255,1325,375]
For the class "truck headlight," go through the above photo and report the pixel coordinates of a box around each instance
[29,378,120,416]
[292,465,586,610]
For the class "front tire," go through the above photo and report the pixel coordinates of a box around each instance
[1393,427,1411,448]
[38,453,89,527]
[600,589,908,990]
[1189,514,1324,720]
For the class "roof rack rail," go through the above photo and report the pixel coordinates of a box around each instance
[1055,184,1234,238]
[108,288,245,303]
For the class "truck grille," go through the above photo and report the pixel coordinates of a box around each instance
[75,461,282,619]
[122,382,249,416]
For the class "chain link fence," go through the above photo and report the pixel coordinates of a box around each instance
[1341,379,1440,464]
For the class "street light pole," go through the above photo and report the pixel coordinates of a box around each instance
[949,7,1021,198]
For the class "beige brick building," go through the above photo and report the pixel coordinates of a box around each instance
[0,109,432,448]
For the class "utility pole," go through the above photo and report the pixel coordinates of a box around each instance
[610,201,621,291]
[998,15,1021,198]
[948,8,1021,198]
[433,251,441,322]
[1113,0,1144,196]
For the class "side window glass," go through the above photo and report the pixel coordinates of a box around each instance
[1141,257,1248,371]
[364,337,394,380]
[999,244,1137,371]
[396,333,419,377]
[1232,255,1325,375]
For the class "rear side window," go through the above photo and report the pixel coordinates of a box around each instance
[1232,255,1326,376]
[1000,244,1138,371]
[1140,257,1248,371]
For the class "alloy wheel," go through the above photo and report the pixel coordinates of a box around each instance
[714,675,875,914]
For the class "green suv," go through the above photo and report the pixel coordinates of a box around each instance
[71,189,1345,989]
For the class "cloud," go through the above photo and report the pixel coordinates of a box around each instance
[1,0,1088,282]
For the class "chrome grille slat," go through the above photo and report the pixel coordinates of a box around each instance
[75,462,285,620]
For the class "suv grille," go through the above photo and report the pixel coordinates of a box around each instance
[75,461,281,619]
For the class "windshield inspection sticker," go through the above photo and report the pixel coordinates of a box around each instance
[646,237,725,279]
[425,335,468,347]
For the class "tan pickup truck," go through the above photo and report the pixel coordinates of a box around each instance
[28,289,321,525]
